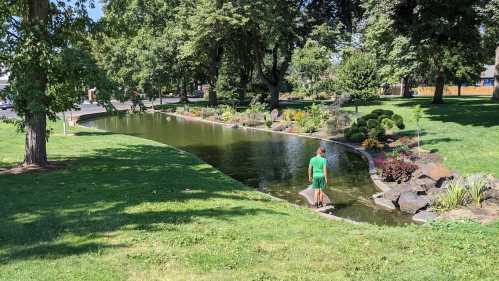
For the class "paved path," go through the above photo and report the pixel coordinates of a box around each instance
[0,98,203,120]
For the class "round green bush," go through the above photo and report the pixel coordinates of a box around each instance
[380,118,395,129]
[377,114,389,122]
[366,119,379,129]
[357,118,367,127]
[382,110,394,116]
[368,127,385,140]
[371,109,385,116]
[357,126,368,134]
[392,114,404,129]
[349,132,366,142]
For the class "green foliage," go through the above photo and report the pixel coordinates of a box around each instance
[347,109,404,142]
[335,51,380,111]
[282,109,296,122]
[288,40,333,97]
[220,105,237,122]
[464,174,490,207]
[263,113,273,128]
[437,178,467,211]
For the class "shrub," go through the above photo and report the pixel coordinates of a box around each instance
[392,114,405,129]
[247,101,267,114]
[465,173,489,207]
[283,109,296,122]
[368,127,385,140]
[263,113,272,128]
[437,178,467,210]
[294,111,308,127]
[366,119,379,129]
[349,131,366,142]
[381,118,395,130]
[201,107,217,119]
[381,159,417,183]
[220,105,237,122]
[357,118,367,127]
[362,138,384,151]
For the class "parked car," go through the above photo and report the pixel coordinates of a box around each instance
[0,99,12,110]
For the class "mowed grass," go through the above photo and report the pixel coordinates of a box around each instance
[0,122,498,281]
[344,96,499,177]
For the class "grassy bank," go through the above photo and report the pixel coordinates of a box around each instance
[344,96,499,177]
[0,122,498,281]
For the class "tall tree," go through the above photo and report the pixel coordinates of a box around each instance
[382,0,485,104]
[0,0,113,167]
[480,0,499,100]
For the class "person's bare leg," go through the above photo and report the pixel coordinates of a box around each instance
[319,190,324,206]
[314,189,319,207]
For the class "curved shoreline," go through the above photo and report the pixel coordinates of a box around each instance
[161,111,391,194]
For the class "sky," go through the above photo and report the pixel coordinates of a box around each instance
[88,0,103,21]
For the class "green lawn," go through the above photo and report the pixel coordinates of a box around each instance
[345,96,499,177]
[0,122,498,281]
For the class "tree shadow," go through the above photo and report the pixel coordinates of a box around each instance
[390,97,499,128]
[0,144,284,263]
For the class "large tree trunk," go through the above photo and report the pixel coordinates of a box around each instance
[402,76,412,98]
[458,83,462,97]
[208,81,217,106]
[493,46,499,101]
[433,67,445,104]
[24,112,48,166]
[23,0,49,167]
[269,85,280,109]
[180,80,189,103]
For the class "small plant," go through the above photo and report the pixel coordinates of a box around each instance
[201,107,218,119]
[247,101,267,114]
[437,178,467,210]
[361,138,383,151]
[264,113,273,128]
[293,111,307,127]
[381,158,417,183]
[282,109,296,122]
[220,105,237,122]
[465,173,489,207]
[413,105,423,156]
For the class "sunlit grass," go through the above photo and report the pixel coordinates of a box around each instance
[0,122,498,280]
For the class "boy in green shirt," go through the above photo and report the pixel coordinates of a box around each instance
[308,147,328,208]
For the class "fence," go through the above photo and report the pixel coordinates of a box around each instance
[416,86,494,96]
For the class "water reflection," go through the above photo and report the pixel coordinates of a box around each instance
[84,113,412,225]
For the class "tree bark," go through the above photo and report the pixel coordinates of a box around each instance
[23,0,49,167]
[433,67,445,104]
[208,81,217,106]
[493,46,499,101]
[269,85,280,109]
[180,80,189,103]
[402,76,412,98]
[458,83,462,97]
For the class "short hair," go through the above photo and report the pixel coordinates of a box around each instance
[318,147,326,154]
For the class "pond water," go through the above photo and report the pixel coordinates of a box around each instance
[83,113,412,225]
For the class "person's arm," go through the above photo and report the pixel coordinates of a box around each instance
[323,160,328,185]
[308,164,312,183]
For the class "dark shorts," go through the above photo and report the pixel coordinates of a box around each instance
[312,177,326,189]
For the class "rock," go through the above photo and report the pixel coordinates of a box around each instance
[317,205,335,213]
[413,177,436,191]
[270,109,279,122]
[419,163,453,182]
[412,210,439,223]
[383,184,412,203]
[426,188,446,204]
[374,197,397,210]
[224,123,239,129]
[411,184,426,194]
[398,192,430,214]
[299,187,332,206]
[372,192,384,199]
[484,188,499,200]
[271,123,287,132]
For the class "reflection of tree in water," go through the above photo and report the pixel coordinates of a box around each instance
[87,113,412,225]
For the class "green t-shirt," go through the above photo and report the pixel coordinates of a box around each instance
[309,155,327,178]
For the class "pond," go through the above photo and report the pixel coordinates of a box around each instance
[83,113,412,225]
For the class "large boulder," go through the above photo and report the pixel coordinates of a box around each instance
[271,123,287,132]
[426,188,446,204]
[412,210,439,223]
[412,177,436,191]
[398,192,430,214]
[419,163,453,186]
[374,197,397,210]
[383,184,412,203]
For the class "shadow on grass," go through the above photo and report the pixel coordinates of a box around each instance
[389,96,499,128]
[0,144,284,263]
